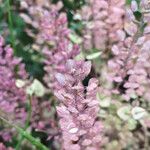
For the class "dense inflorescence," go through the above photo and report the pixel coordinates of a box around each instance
[55,59,103,150]
[40,8,103,149]
[31,97,58,134]
[0,36,27,141]
[80,0,125,51]
[108,0,150,101]
[0,34,59,148]
[40,10,80,90]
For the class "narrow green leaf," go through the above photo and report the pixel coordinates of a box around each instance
[69,33,82,44]
[86,52,102,60]
[0,116,49,150]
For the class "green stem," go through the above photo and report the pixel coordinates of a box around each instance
[16,96,32,150]
[7,0,16,53]
[0,116,49,150]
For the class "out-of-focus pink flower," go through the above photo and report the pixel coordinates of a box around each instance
[31,98,58,135]
[0,143,14,150]
[0,35,27,141]
[80,0,125,51]
[107,3,150,101]
[81,0,109,50]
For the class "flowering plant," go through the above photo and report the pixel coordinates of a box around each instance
[0,0,150,149]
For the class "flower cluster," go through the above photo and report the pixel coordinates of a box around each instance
[80,0,125,51]
[31,98,57,133]
[108,0,150,101]
[0,35,58,147]
[0,36,27,141]
[19,0,67,54]
[1,0,150,149]
[40,10,80,90]
[55,59,103,150]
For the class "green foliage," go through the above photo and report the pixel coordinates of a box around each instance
[86,52,102,60]
[0,116,49,150]
[26,79,45,97]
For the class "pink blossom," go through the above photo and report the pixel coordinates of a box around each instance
[0,143,14,150]
[40,10,80,90]
[80,0,125,50]
[0,35,27,141]
[55,59,103,150]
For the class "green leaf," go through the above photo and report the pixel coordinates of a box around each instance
[75,51,85,60]
[130,93,137,99]
[131,107,147,120]
[73,13,82,20]
[117,106,131,121]
[26,79,45,97]
[86,52,102,60]
[16,79,26,88]
[99,109,107,118]
[69,33,82,44]
[99,98,111,108]
[97,93,111,108]
[26,85,34,96]
[127,118,137,130]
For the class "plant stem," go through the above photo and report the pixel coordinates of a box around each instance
[16,96,32,150]
[0,116,49,150]
[7,0,16,53]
